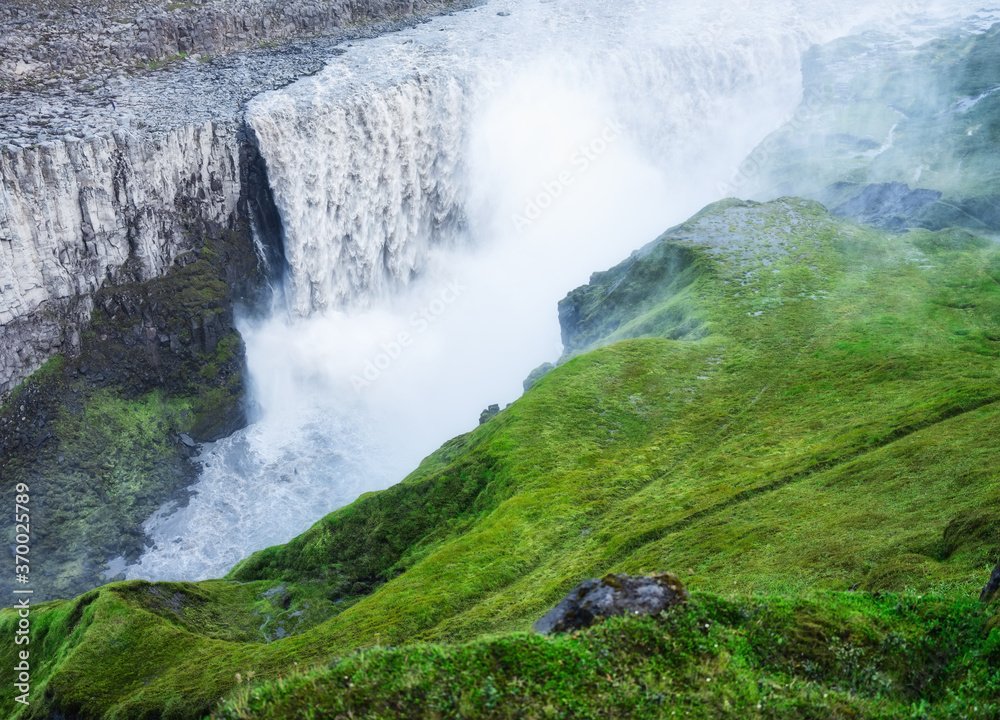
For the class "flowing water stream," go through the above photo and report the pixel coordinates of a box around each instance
[123,0,997,582]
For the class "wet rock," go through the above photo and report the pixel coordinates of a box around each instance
[479,403,500,425]
[260,583,287,600]
[260,583,291,609]
[981,561,1000,603]
[830,182,942,231]
[534,572,690,635]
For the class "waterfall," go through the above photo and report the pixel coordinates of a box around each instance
[244,0,851,318]
[249,72,473,316]
[124,0,993,583]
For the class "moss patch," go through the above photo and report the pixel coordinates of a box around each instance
[0,220,268,602]
[215,592,1000,720]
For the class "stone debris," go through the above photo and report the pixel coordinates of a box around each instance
[534,572,690,635]
[479,403,500,425]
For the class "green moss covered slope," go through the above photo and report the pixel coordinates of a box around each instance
[3,197,999,718]
[216,592,1000,720]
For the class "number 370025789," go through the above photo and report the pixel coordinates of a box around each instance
[14,483,30,578]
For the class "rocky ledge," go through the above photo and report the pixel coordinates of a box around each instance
[0,0,480,148]
[0,0,481,396]
[0,205,269,601]
[1,0,472,94]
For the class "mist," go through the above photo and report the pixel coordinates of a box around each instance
[123,0,994,582]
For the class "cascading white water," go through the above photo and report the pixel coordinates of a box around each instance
[248,0,836,318]
[250,71,473,316]
[124,0,995,582]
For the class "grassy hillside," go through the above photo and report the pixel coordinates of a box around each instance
[215,592,1000,720]
[4,197,999,719]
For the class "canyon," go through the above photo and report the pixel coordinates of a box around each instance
[3,1,1000,716]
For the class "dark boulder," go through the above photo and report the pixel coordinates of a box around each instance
[534,572,689,635]
[981,560,1000,603]
[830,182,942,231]
[479,404,501,425]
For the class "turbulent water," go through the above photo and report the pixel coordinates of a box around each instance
[124,0,997,582]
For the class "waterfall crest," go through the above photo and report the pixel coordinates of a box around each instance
[246,0,853,318]
[250,72,474,315]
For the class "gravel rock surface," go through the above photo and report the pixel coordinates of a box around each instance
[0,0,479,148]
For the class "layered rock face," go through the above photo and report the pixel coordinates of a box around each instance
[0,0,480,397]
[0,122,243,394]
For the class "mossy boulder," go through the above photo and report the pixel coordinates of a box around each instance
[533,572,689,634]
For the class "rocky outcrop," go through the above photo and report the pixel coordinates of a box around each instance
[982,561,1000,603]
[0,197,270,601]
[828,182,943,232]
[0,0,465,94]
[824,181,1000,233]
[478,404,500,425]
[557,236,704,357]
[0,121,244,395]
[534,573,689,635]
